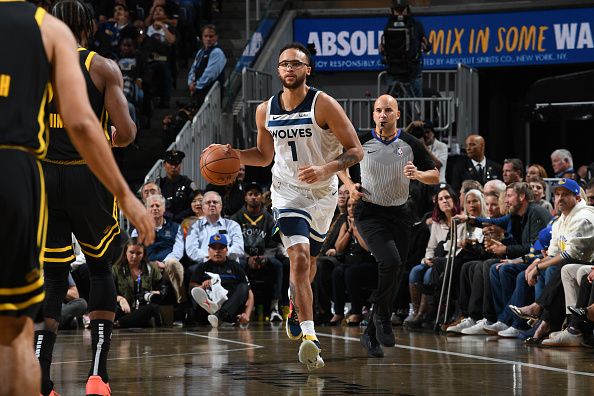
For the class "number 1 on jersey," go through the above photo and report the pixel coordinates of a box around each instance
[288,140,298,161]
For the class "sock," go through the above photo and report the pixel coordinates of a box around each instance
[88,319,113,383]
[300,320,316,338]
[34,330,56,396]
[271,299,279,311]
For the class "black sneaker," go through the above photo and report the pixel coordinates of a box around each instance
[374,313,396,347]
[360,329,384,358]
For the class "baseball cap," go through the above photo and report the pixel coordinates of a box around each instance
[164,149,185,165]
[244,182,263,195]
[208,233,228,247]
[533,225,553,251]
[552,178,580,196]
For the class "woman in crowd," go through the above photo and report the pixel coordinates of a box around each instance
[330,196,377,326]
[113,238,169,328]
[526,164,548,181]
[405,184,461,328]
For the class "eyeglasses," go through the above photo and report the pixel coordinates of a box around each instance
[278,60,309,70]
[204,200,221,205]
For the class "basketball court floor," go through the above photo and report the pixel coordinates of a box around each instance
[50,324,594,395]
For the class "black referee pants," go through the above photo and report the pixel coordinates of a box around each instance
[354,201,413,317]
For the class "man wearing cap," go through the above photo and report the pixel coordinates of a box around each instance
[189,233,254,327]
[510,178,594,342]
[157,149,196,220]
[230,182,285,322]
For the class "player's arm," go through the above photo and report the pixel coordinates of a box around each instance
[299,93,363,184]
[40,14,154,245]
[236,101,275,166]
[92,56,137,147]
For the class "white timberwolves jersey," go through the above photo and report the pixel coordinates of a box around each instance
[265,88,342,189]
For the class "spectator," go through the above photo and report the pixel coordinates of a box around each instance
[95,3,134,57]
[552,264,594,346]
[187,24,227,107]
[526,163,548,181]
[405,184,461,328]
[140,180,161,203]
[503,158,524,184]
[314,184,349,324]
[449,135,502,192]
[205,164,246,217]
[58,273,88,330]
[551,149,574,178]
[157,150,196,219]
[174,189,204,225]
[230,183,284,322]
[115,36,146,124]
[331,196,377,326]
[189,233,254,327]
[131,194,185,303]
[459,179,483,206]
[185,191,244,263]
[486,223,554,338]
[380,0,429,97]
[408,120,448,182]
[113,238,166,328]
[528,177,554,214]
[141,4,176,108]
[511,178,594,343]
[143,0,179,29]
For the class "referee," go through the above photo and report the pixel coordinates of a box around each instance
[339,94,439,357]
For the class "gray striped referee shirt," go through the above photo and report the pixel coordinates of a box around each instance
[355,129,435,207]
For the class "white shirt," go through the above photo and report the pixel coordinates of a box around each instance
[184,216,245,263]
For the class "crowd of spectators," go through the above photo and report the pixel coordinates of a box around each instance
[80,0,227,149]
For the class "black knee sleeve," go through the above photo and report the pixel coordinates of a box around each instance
[87,261,117,313]
[43,264,71,321]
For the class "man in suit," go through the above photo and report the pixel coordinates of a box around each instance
[448,134,502,191]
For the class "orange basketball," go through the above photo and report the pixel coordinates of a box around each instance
[200,145,240,185]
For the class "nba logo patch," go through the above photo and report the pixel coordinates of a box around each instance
[397,147,403,156]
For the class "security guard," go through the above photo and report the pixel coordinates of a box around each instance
[157,149,196,219]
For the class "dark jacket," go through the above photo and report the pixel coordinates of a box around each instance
[447,155,502,192]
[229,206,276,256]
[146,220,180,262]
[474,202,552,259]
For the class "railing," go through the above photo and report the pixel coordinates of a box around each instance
[241,68,273,147]
[377,63,478,145]
[118,82,222,232]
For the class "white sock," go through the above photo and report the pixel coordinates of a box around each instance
[300,320,316,337]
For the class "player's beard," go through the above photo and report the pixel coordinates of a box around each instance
[281,73,306,89]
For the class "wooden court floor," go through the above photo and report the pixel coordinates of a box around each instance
[49,324,594,395]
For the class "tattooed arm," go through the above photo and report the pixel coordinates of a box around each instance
[297,92,363,184]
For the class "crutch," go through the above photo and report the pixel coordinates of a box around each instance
[434,217,459,332]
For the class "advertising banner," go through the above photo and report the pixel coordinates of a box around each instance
[293,7,594,71]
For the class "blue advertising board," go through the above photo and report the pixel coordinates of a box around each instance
[293,7,594,71]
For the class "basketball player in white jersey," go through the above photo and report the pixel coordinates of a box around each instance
[213,43,362,369]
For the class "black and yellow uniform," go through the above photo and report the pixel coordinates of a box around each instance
[42,48,120,274]
[0,2,50,317]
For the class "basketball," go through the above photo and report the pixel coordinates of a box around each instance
[200,145,240,185]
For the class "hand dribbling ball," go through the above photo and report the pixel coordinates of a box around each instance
[200,145,240,185]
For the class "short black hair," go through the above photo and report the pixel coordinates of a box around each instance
[279,42,313,66]
[51,0,94,46]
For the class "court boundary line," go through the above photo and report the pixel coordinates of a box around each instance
[317,332,594,377]
[184,332,264,348]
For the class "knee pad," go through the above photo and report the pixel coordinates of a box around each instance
[43,264,71,322]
